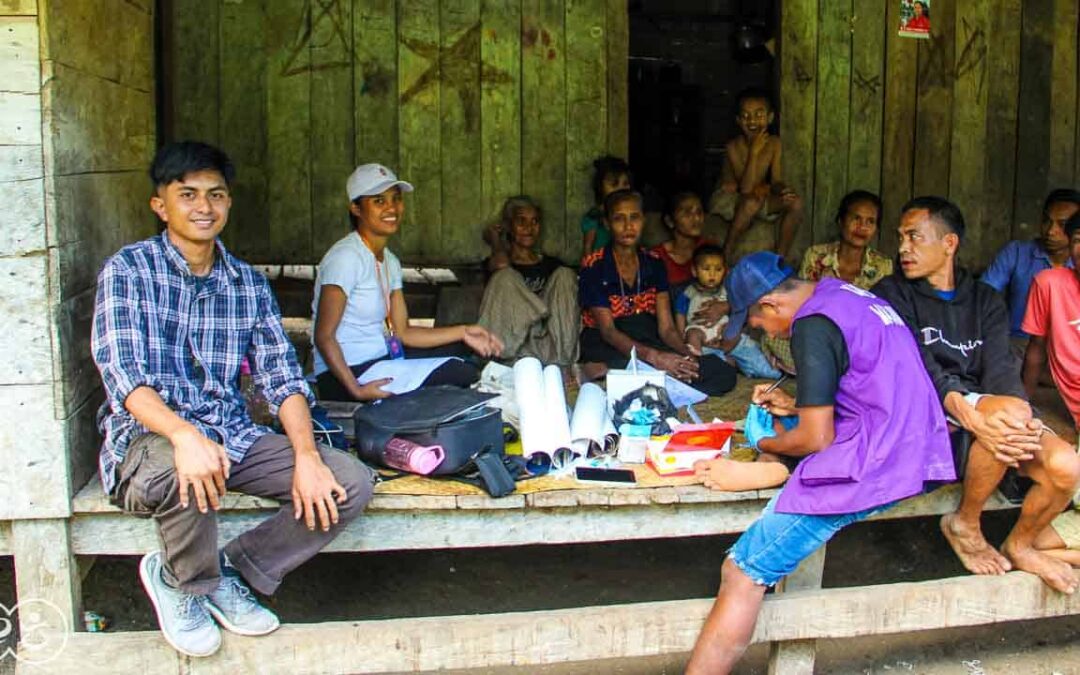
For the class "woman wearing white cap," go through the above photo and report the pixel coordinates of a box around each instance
[311,163,504,401]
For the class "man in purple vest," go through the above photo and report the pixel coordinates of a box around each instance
[686,252,955,674]
[873,196,1080,595]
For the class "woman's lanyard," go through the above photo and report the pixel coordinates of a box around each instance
[360,232,405,359]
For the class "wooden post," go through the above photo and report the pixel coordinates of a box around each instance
[766,544,827,675]
[11,519,81,638]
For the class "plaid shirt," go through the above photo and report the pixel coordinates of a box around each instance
[92,233,314,494]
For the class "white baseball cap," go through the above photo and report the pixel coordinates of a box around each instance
[346,163,414,201]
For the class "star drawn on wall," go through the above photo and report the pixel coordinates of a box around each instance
[399,22,513,132]
[281,0,353,76]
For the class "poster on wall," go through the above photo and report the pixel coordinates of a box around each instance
[898,0,931,39]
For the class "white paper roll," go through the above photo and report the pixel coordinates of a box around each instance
[513,357,549,459]
[570,382,609,456]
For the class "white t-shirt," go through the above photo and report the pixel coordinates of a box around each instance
[311,232,403,375]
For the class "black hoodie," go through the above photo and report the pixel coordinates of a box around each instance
[871,267,1025,403]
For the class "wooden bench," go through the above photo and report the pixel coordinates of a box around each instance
[12,473,1080,674]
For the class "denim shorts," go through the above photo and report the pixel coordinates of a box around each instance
[729,493,894,587]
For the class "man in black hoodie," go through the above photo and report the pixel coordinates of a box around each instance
[873,196,1080,594]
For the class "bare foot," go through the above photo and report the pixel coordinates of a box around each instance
[693,457,788,492]
[1003,540,1079,594]
[940,513,1012,575]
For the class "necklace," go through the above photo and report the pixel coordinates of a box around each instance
[613,249,641,298]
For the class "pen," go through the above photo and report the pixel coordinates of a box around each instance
[761,373,789,396]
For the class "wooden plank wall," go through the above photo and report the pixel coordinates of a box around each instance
[781,0,1080,269]
[165,0,628,264]
[0,0,154,519]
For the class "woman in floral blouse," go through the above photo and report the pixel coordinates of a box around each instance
[799,190,893,290]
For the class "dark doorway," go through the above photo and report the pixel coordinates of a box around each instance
[628,0,777,208]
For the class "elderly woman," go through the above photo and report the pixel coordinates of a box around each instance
[578,189,737,395]
[799,190,893,289]
[479,195,579,365]
[312,163,503,401]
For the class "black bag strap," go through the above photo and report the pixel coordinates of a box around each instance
[449,447,527,498]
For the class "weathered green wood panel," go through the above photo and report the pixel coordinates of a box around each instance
[912,0,955,197]
[948,2,991,267]
[811,0,851,244]
[310,0,357,257]
[168,0,219,144]
[605,0,628,159]
[266,0,313,262]
[879,0,917,255]
[479,0,522,230]
[564,0,606,264]
[1048,0,1078,189]
[219,1,268,260]
[522,0,568,260]
[398,0,443,260]
[439,0,484,261]
[1014,0,1054,239]
[983,0,1021,260]
[354,0,399,168]
[779,0,817,261]
[847,0,885,198]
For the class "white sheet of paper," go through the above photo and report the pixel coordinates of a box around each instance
[356,357,459,395]
[632,359,708,408]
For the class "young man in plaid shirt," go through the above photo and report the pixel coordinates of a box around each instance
[91,141,375,657]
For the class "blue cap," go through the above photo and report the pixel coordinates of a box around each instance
[722,251,793,341]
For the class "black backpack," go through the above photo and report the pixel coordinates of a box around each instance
[352,386,523,497]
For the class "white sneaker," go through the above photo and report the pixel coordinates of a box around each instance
[139,551,221,657]
[206,570,280,636]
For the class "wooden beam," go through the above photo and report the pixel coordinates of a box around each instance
[767,545,826,675]
[218,0,270,261]
[33,570,1080,675]
[811,0,852,245]
[1013,0,1054,239]
[0,521,11,556]
[265,0,313,263]
[11,519,81,639]
[564,0,607,264]
[439,0,484,263]
[479,0,522,228]
[68,499,773,555]
[778,0,818,261]
[604,0,628,158]
[948,0,991,268]
[879,0,918,256]
[67,483,1016,556]
[912,0,956,198]
[521,0,568,261]
[847,0,886,198]
[397,0,443,261]
[982,0,1022,257]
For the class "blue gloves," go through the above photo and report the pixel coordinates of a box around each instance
[744,403,798,450]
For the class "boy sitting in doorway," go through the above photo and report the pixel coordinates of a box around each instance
[709,87,804,262]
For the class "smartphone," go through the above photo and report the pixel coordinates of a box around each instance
[575,466,637,486]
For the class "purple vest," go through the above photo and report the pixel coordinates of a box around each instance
[776,278,955,515]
